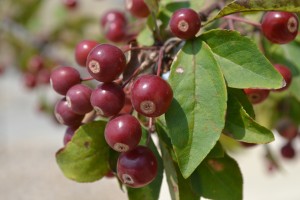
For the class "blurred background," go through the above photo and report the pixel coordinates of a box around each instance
[0,0,300,200]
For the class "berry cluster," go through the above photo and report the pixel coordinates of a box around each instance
[51,36,173,187]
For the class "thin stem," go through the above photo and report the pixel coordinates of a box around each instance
[81,77,94,82]
[223,15,262,28]
[123,46,160,53]
[151,12,162,42]
[156,47,165,76]
[146,117,155,146]
[122,64,143,88]
[228,18,235,30]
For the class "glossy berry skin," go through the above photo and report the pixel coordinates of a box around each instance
[54,98,84,127]
[243,88,270,104]
[63,126,77,145]
[90,82,125,117]
[261,11,299,44]
[131,75,173,117]
[117,146,158,188]
[101,10,127,27]
[125,0,150,18]
[50,66,81,95]
[105,114,142,152]
[169,8,201,40]
[273,64,292,92]
[86,44,126,82]
[280,142,296,159]
[66,84,93,115]
[75,40,98,67]
[104,21,127,43]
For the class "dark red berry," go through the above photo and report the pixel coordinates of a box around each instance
[27,55,44,74]
[75,40,98,67]
[54,98,84,127]
[273,64,292,92]
[50,66,81,95]
[131,75,173,117]
[261,11,299,44]
[24,73,37,89]
[125,0,150,18]
[105,170,115,178]
[244,88,270,104]
[119,95,133,114]
[117,146,158,188]
[169,8,201,40]
[280,142,296,159]
[101,10,127,27]
[90,82,125,117]
[63,0,77,9]
[63,126,77,145]
[37,69,51,85]
[66,84,93,115]
[104,21,127,43]
[86,44,126,82]
[105,114,142,152]
[276,118,298,141]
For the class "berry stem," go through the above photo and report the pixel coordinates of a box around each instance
[81,77,94,82]
[156,47,165,76]
[223,15,261,28]
[123,46,160,53]
[146,117,155,146]
[122,64,144,88]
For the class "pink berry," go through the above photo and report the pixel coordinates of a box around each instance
[125,0,150,18]
[280,142,296,159]
[101,10,127,27]
[66,84,93,115]
[50,66,81,95]
[75,40,98,67]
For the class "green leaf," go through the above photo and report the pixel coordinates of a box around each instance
[159,141,200,200]
[200,29,284,89]
[224,89,275,143]
[191,154,243,200]
[137,25,155,46]
[166,37,227,178]
[56,121,110,182]
[213,0,300,20]
[207,141,225,158]
[127,130,163,200]
[228,88,255,118]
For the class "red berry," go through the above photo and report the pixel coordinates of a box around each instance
[86,44,126,82]
[280,142,296,159]
[243,88,270,104]
[125,0,150,18]
[101,10,127,27]
[23,73,37,89]
[27,55,44,74]
[90,82,125,117]
[75,40,98,67]
[276,119,298,141]
[66,84,93,115]
[63,0,77,9]
[104,21,127,43]
[117,146,158,188]
[37,69,51,85]
[261,11,299,44]
[105,170,115,178]
[169,8,201,40]
[54,98,84,127]
[105,114,142,152]
[131,75,173,117]
[50,66,81,95]
[119,95,133,114]
[273,64,292,92]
